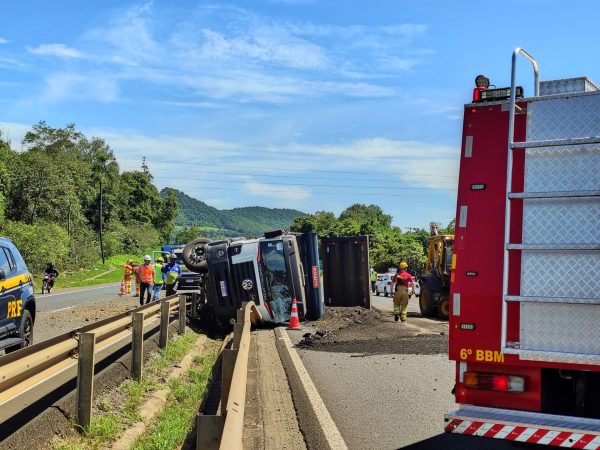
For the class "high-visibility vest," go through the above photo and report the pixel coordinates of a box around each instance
[154,263,163,284]
[138,264,154,284]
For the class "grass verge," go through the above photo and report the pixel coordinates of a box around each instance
[132,348,219,449]
[49,331,219,450]
[34,250,157,290]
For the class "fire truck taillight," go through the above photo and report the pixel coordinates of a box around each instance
[463,372,525,393]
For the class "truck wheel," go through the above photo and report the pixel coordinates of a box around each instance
[182,237,212,272]
[419,283,437,317]
[439,298,450,320]
[5,309,34,353]
[375,290,380,296]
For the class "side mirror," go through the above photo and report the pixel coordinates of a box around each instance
[0,269,5,281]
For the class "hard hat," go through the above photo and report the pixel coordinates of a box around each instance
[144,255,151,261]
[170,254,177,260]
[156,256,164,263]
[399,261,408,269]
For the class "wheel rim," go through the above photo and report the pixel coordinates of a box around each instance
[191,245,206,264]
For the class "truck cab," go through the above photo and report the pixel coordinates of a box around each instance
[182,230,323,328]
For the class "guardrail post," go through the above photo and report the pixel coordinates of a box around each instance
[197,415,225,450]
[131,312,144,381]
[160,300,169,349]
[221,349,238,411]
[178,294,187,335]
[76,332,96,432]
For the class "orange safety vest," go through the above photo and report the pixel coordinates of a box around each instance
[138,264,154,284]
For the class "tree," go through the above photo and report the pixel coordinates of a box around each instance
[88,142,119,264]
[175,225,204,244]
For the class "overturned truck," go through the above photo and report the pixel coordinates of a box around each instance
[181,230,324,329]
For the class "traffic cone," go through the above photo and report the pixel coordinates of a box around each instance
[120,280,126,296]
[288,297,301,330]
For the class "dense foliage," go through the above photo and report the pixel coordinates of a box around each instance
[166,188,305,238]
[0,123,178,272]
[291,204,454,274]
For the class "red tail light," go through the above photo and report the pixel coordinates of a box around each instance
[464,372,525,393]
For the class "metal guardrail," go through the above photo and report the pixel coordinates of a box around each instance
[0,294,187,429]
[196,301,261,450]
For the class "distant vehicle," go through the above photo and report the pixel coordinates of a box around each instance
[41,274,55,294]
[159,244,205,293]
[0,237,36,354]
[374,274,394,297]
[376,273,420,297]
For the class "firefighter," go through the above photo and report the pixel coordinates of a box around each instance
[393,261,415,322]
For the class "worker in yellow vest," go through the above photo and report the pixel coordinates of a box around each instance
[137,255,155,306]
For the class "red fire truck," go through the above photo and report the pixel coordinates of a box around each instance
[445,48,600,448]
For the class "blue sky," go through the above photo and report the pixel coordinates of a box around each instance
[0,0,597,229]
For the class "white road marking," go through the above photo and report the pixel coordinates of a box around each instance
[41,283,120,299]
[50,305,76,312]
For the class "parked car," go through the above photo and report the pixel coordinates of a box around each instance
[375,274,394,297]
[0,237,36,354]
[375,274,421,297]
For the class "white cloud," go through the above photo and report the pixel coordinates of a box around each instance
[244,181,312,200]
[27,43,84,58]
[41,73,119,103]
[0,38,9,44]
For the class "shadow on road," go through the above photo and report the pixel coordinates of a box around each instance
[401,433,514,449]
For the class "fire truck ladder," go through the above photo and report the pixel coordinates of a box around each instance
[501,48,600,365]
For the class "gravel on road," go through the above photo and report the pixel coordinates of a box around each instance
[297,306,448,355]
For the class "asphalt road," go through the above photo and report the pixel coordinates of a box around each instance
[289,294,514,450]
[35,282,122,312]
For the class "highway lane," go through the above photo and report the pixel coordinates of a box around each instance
[289,294,513,449]
[35,283,123,312]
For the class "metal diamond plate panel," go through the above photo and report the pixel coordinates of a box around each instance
[524,145,600,192]
[523,198,600,244]
[521,250,600,298]
[539,77,599,96]
[521,302,600,354]
[527,94,600,142]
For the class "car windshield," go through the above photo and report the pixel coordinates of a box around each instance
[259,240,292,323]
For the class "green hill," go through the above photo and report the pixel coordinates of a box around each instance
[162,188,306,238]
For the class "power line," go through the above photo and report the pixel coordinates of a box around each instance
[120,157,459,179]
[164,184,455,197]
[150,176,451,191]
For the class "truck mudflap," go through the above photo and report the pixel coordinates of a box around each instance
[445,405,600,448]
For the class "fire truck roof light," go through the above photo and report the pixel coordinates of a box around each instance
[463,372,525,393]
[476,86,524,103]
[475,75,490,88]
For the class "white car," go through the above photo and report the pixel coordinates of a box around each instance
[375,274,420,297]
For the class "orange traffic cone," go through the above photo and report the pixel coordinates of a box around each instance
[288,297,301,330]
[120,280,126,296]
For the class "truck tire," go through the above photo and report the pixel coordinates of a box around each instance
[419,283,437,317]
[438,297,450,320]
[182,237,212,272]
[5,309,34,353]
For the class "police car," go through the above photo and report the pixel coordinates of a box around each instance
[0,237,36,354]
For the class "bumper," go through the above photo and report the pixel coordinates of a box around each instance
[445,405,600,448]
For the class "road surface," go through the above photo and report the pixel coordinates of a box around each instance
[289,293,513,449]
[34,282,142,343]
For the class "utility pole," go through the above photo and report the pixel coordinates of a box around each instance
[99,178,105,265]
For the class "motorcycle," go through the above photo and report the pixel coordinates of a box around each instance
[42,274,55,294]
